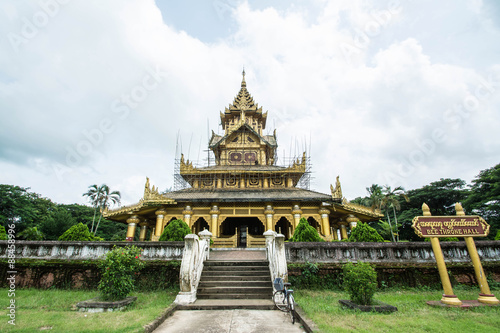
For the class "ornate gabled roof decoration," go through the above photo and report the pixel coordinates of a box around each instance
[208,123,277,150]
[331,176,343,200]
[337,200,383,218]
[103,177,176,218]
[220,70,268,130]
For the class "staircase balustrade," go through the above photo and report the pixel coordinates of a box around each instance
[264,230,288,289]
[174,229,212,304]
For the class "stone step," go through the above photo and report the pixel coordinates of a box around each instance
[198,286,273,295]
[203,265,269,272]
[199,280,271,288]
[204,260,268,267]
[197,293,273,300]
[200,275,270,282]
[201,270,270,276]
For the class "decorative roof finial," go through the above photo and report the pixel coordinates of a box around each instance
[241,67,246,87]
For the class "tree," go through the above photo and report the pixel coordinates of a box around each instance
[39,207,76,240]
[82,184,101,233]
[381,186,409,242]
[348,222,384,242]
[463,164,500,240]
[289,218,324,242]
[18,226,44,240]
[159,219,191,241]
[0,184,56,233]
[83,184,121,236]
[365,184,384,211]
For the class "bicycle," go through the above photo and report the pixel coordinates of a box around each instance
[272,277,295,324]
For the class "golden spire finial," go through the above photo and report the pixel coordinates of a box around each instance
[241,68,246,87]
[422,203,431,216]
[455,202,465,216]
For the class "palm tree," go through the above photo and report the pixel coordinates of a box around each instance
[83,184,121,235]
[381,186,409,242]
[93,184,121,236]
[365,184,384,211]
[83,184,101,233]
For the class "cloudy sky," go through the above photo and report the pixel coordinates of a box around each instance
[1,0,499,207]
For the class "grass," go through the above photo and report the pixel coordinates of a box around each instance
[0,288,177,332]
[295,288,500,333]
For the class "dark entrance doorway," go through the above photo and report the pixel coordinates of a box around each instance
[220,217,265,248]
[275,217,293,240]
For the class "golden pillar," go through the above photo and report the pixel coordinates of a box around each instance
[455,203,499,304]
[264,205,275,231]
[346,215,358,230]
[331,226,338,240]
[287,177,293,187]
[210,205,220,238]
[139,222,148,241]
[263,178,269,188]
[183,206,193,227]
[423,203,462,305]
[126,215,139,241]
[154,209,166,240]
[319,208,331,237]
[292,205,302,228]
[339,221,348,240]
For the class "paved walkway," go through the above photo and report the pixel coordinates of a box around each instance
[153,309,306,333]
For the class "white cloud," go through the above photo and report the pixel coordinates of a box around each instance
[0,0,499,206]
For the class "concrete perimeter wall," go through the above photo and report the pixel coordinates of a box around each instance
[1,241,499,289]
[0,240,184,261]
[285,240,500,264]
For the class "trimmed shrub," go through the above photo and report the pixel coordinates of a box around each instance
[494,230,500,240]
[98,245,144,300]
[58,223,102,241]
[343,261,377,305]
[0,225,7,240]
[289,218,324,242]
[348,222,384,242]
[159,219,191,241]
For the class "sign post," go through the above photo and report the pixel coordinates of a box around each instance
[412,203,499,305]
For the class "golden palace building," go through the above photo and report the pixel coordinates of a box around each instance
[103,72,382,246]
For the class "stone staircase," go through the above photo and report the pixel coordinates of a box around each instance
[197,260,273,300]
[177,249,275,310]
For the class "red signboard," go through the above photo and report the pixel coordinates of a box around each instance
[412,216,490,238]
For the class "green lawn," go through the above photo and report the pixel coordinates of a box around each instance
[295,288,500,333]
[0,289,177,333]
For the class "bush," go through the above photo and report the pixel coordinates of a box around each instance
[18,226,44,240]
[289,218,324,242]
[495,230,500,240]
[58,223,102,241]
[98,245,145,300]
[348,222,384,242]
[159,219,191,241]
[0,225,7,240]
[343,261,377,305]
